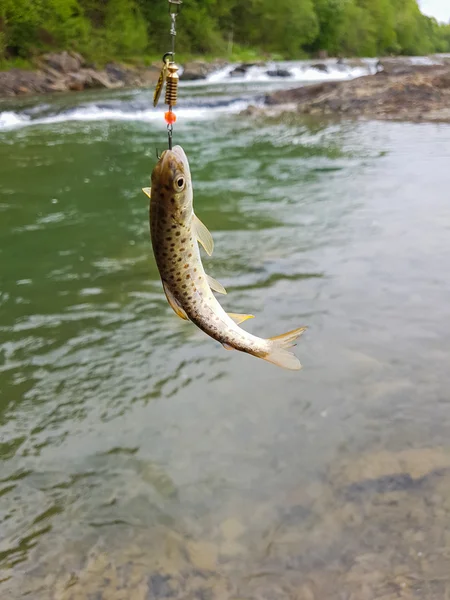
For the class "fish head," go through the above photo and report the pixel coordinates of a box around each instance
[151,145,193,223]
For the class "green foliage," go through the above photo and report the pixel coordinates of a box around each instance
[80,0,148,61]
[0,0,449,64]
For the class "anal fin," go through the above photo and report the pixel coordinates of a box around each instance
[162,281,189,320]
[228,313,254,325]
[221,342,234,350]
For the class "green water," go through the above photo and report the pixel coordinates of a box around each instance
[1,92,450,598]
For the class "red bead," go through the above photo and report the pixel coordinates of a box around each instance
[164,111,177,125]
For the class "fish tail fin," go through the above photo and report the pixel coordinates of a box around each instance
[262,327,307,371]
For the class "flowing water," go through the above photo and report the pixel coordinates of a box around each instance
[1,66,450,599]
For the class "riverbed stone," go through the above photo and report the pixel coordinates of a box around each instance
[186,540,218,570]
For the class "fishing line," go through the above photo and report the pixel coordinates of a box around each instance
[153,0,182,151]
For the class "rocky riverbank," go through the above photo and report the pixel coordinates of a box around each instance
[0,52,353,97]
[247,59,450,123]
[0,52,230,97]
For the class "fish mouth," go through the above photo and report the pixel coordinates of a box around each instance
[171,145,187,162]
[159,145,186,168]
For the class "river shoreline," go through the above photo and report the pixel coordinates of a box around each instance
[1,53,450,125]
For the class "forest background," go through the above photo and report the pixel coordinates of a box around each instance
[1,0,450,69]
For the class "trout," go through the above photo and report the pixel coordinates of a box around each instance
[143,145,306,370]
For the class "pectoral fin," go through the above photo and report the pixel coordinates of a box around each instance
[142,187,151,198]
[162,281,189,320]
[206,274,227,295]
[193,214,214,256]
[228,313,255,325]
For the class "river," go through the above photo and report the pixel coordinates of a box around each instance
[1,63,450,599]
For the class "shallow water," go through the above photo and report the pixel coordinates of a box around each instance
[1,83,450,599]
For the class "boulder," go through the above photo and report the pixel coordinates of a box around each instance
[139,67,161,86]
[0,68,49,96]
[44,79,69,93]
[180,60,210,81]
[229,62,265,77]
[229,65,247,77]
[343,58,367,69]
[66,69,116,91]
[87,70,115,89]
[105,63,129,83]
[69,51,86,67]
[67,72,88,91]
[266,68,292,78]
[43,51,84,73]
[311,63,328,73]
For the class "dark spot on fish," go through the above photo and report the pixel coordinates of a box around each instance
[180,247,186,252]
[188,253,192,258]
[175,232,181,237]
[172,225,177,229]
[170,243,175,248]
[178,258,182,262]
[170,198,175,204]
[184,264,188,269]
[182,284,187,289]
[194,268,197,272]
[166,237,171,241]
[164,184,171,191]
[186,274,190,279]
[181,238,186,243]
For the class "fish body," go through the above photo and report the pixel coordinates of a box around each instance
[144,145,305,370]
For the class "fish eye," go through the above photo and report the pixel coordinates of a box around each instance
[174,176,185,191]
